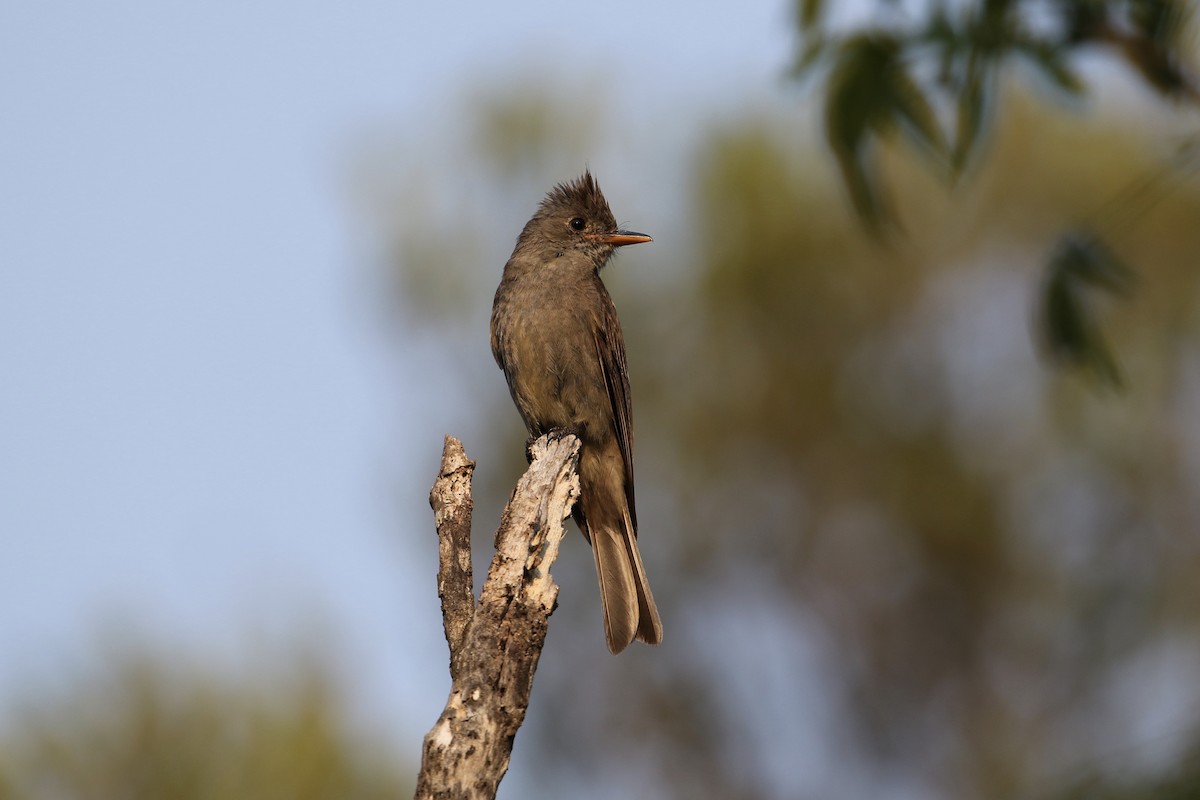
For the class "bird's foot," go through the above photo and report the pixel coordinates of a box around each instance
[525,427,578,463]
[544,426,576,443]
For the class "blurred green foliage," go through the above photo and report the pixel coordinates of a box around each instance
[1039,231,1136,386]
[0,649,407,800]
[363,65,1200,799]
[794,0,1200,386]
[796,0,1196,192]
[641,101,1199,799]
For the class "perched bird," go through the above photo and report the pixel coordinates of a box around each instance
[490,172,662,654]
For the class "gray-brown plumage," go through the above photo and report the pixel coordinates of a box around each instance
[490,172,662,654]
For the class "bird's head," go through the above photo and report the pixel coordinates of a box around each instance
[516,171,651,266]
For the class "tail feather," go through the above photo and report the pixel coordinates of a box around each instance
[623,508,663,646]
[588,515,662,653]
[591,523,639,653]
[577,442,662,653]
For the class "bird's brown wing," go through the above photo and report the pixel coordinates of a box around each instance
[592,285,637,533]
[489,281,510,372]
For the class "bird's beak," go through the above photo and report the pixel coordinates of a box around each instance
[588,230,653,247]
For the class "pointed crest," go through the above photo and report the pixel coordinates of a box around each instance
[537,170,617,228]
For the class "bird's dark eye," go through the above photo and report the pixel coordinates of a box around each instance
[569,217,586,231]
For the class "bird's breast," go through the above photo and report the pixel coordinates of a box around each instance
[493,275,608,437]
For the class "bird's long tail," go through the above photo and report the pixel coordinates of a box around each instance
[588,507,662,654]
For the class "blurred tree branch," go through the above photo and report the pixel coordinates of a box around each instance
[414,434,581,800]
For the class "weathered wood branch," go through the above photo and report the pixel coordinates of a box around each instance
[428,436,477,680]
[414,433,581,800]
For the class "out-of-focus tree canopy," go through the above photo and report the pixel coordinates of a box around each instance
[797,0,1197,218]
[361,23,1200,796]
[0,648,407,799]
[795,0,1200,386]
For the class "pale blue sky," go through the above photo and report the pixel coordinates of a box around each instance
[0,0,793,770]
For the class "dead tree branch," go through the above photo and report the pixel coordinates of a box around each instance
[414,433,581,800]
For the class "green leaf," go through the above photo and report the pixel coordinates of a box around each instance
[823,33,946,233]
[923,8,962,87]
[944,1,1024,175]
[1038,232,1135,388]
[824,34,903,232]
[951,54,994,176]
[891,61,948,158]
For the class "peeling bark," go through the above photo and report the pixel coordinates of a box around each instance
[414,433,581,800]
